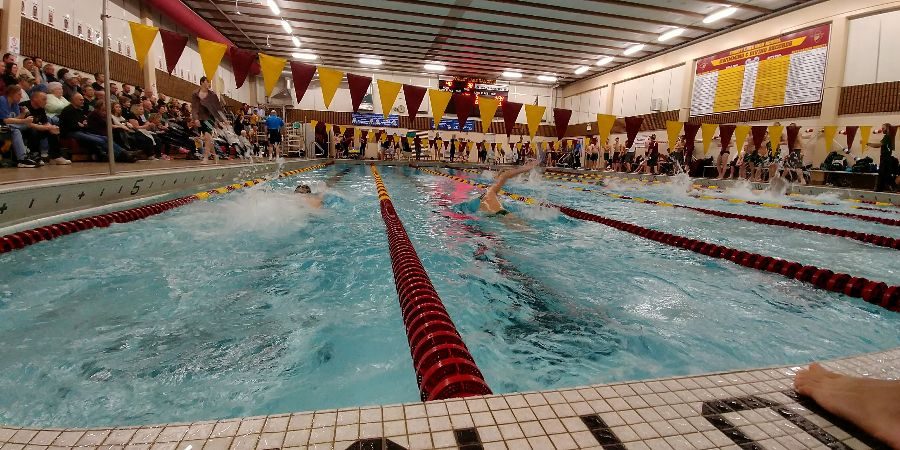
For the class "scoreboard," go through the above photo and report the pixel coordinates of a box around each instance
[440,77,509,115]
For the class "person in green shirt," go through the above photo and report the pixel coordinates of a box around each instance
[867,122,897,192]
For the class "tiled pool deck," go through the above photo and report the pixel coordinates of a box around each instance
[1,348,896,450]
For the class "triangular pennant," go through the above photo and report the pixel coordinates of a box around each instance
[524,104,545,140]
[290,62,317,104]
[197,37,228,81]
[751,126,768,150]
[823,125,838,153]
[734,125,751,154]
[859,126,872,154]
[258,53,286,97]
[317,67,344,109]
[159,29,188,74]
[845,126,858,150]
[718,124,736,153]
[502,101,523,137]
[339,125,347,136]
[407,136,414,146]
[354,127,361,139]
[684,123,701,162]
[377,80,402,119]
[701,123,718,155]
[229,47,257,89]
[624,117,644,149]
[665,120,683,152]
[128,22,158,68]
[478,97,499,133]
[366,130,374,142]
[786,125,801,150]
[767,125,784,149]
[402,84,426,122]
[346,73,372,113]
[553,108,573,140]
[453,93,476,131]
[597,114,616,145]
[428,89,453,128]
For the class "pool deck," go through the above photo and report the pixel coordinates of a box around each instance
[0,347,895,450]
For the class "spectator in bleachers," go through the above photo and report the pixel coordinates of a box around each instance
[59,93,137,162]
[91,73,104,91]
[121,83,136,101]
[22,57,37,82]
[45,82,69,119]
[3,62,19,87]
[0,85,41,168]
[108,82,119,101]
[2,53,13,65]
[41,63,57,84]
[31,58,44,81]
[82,86,96,112]
[17,74,34,102]
[23,91,69,165]
[61,72,81,101]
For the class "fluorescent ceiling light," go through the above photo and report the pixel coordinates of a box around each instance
[574,66,589,75]
[424,63,446,72]
[266,0,280,15]
[623,44,645,56]
[281,19,292,33]
[658,28,685,42]
[502,71,522,79]
[292,52,317,60]
[537,75,558,82]
[291,36,301,47]
[596,56,614,66]
[359,57,383,66]
[703,6,737,23]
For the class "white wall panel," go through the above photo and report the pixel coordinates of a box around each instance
[876,10,900,83]
[844,14,882,86]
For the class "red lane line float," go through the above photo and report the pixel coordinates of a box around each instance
[370,165,492,401]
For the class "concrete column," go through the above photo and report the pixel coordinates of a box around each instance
[138,1,157,92]
[1,0,24,56]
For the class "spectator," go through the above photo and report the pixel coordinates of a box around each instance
[108,82,119,100]
[45,82,69,119]
[2,53,13,65]
[119,96,134,120]
[868,122,897,192]
[109,101,136,152]
[56,67,69,83]
[22,57,38,81]
[91,72,105,91]
[17,74,34,102]
[0,85,40,167]
[0,64,7,92]
[23,91,69,165]
[82,86,96,112]
[61,72,81,100]
[41,63,57,84]
[59,93,136,162]
[2,62,18,87]
[265,109,284,160]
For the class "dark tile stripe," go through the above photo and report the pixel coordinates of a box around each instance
[580,414,626,449]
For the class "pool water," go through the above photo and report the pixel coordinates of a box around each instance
[1,164,898,428]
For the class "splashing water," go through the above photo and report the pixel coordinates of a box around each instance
[666,172,694,196]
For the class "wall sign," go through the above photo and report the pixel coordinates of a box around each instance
[351,113,399,127]
[432,118,476,131]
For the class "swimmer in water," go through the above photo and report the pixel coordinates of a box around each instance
[477,159,539,215]
[294,184,323,208]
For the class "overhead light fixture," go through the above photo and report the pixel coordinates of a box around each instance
[596,56,614,66]
[502,71,522,79]
[292,52,317,60]
[658,28,685,42]
[266,0,280,15]
[424,63,446,72]
[281,19,292,33]
[574,66,589,75]
[291,36,301,47]
[623,44,645,56]
[703,6,737,23]
[359,57,383,66]
[537,75,558,82]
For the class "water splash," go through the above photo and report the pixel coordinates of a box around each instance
[666,172,693,196]
[177,189,320,238]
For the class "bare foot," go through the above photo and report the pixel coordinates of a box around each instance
[794,363,900,449]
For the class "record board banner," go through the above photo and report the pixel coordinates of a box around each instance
[690,24,830,116]
[433,118,476,131]
[352,113,400,127]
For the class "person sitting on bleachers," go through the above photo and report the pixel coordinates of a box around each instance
[45,82,69,120]
[17,74,34,102]
[61,72,81,101]
[41,63,57,84]
[59,94,137,162]
[22,90,69,165]
[22,57,38,82]
[0,85,40,167]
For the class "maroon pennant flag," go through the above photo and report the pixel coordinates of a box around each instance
[624,117,644,148]
[159,29,188,75]
[289,62,317,104]
[553,108,573,140]
[751,126,768,150]
[360,130,368,141]
[502,101,523,137]
[346,73,372,113]
[845,126,858,150]
[786,125,801,150]
[453,93,476,131]
[229,47,257,90]
[402,84,427,123]
[683,123,701,163]
[718,124,736,152]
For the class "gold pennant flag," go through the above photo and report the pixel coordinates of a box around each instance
[823,125,838,153]
[859,126,873,154]
[478,96,499,132]
[317,67,344,109]
[597,114,616,144]
[380,133,387,143]
[468,141,475,151]
[368,131,376,142]
[515,142,522,151]
[734,125,751,154]
[407,136,414,146]
[354,127,361,139]
[339,125,347,136]
[376,80,402,119]
[428,89,453,128]
[767,124,784,147]
[258,53,286,97]
[393,135,401,144]
[325,123,332,135]
[665,120,683,152]
[524,104,545,140]
[128,22,159,68]
[310,119,318,131]
[197,37,228,81]
[701,123,718,155]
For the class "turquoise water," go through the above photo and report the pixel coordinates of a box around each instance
[1,164,899,428]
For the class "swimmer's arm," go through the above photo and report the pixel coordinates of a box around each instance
[487,160,539,195]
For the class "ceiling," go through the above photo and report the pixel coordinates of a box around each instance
[185,0,811,85]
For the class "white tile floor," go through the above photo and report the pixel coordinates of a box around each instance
[1,348,897,450]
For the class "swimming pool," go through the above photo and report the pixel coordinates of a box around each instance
[1,163,898,428]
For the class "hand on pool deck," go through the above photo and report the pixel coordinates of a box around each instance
[480,159,540,215]
[795,363,900,449]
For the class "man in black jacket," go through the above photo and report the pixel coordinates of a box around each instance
[59,93,135,162]
[23,91,69,165]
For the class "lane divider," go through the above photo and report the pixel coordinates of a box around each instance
[419,167,900,313]
[0,162,331,254]
[370,165,492,401]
